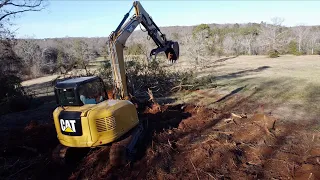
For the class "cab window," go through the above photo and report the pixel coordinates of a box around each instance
[78,80,106,105]
[57,88,77,105]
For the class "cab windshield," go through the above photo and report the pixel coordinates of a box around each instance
[78,79,106,105]
[56,88,77,106]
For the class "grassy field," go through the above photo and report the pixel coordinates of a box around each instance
[18,55,320,122]
[175,55,320,122]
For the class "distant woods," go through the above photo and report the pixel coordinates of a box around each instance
[186,18,320,59]
[0,0,47,113]
[5,18,316,81]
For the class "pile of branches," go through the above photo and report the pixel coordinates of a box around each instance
[99,56,216,100]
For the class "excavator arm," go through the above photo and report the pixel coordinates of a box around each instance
[108,1,179,100]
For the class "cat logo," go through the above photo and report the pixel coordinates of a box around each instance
[60,119,76,133]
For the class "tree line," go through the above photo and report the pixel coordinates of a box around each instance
[183,18,320,61]
[9,17,320,80]
[14,38,108,79]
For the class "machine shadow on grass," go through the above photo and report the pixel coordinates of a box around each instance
[215,86,246,103]
[215,66,270,81]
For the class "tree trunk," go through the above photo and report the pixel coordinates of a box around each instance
[312,48,314,55]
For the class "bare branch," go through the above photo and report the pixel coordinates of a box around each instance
[0,0,45,22]
[0,0,10,9]
[0,7,43,22]
[5,0,43,8]
[271,17,284,26]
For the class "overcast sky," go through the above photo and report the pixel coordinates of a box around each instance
[10,0,320,39]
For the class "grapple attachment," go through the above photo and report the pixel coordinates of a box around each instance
[165,41,179,61]
[149,41,180,61]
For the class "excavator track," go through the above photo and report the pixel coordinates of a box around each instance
[109,122,146,167]
[52,144,70,166]
[52,144,90,166]
[109,135,133,167]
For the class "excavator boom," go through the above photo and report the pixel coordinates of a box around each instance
[108,1,179,100]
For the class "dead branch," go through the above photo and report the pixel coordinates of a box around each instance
[190,159,200,180]
[147,88,155,103]
[6,1,42,8]
[170,84,194,92]
[7,162,34,179]
[18,146,37,154]
[0,0,45,22]
[231,113,243,119]
[0,0,10,9]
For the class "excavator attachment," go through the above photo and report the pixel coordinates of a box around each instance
[166,41,179,61]
[150,41,180,61]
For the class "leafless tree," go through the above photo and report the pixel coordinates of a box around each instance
[15,39,42,77]
[187,24,211,67]
[240,27,259,55]
[72,40,93,75]
[56,49,76,76]
[293,24,310,52]
[259,17,289,51]
[223,35,235,55]
[230,32,243,55]
[307,30,320,55]
[41,46,58,73]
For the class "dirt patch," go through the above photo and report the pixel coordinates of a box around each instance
[69,104,320,180]
[1,104,319,180]
[0,122,62,180]
[102,106,320,179]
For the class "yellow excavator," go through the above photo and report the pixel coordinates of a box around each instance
[52,1,179,166]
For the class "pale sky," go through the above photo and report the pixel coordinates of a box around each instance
[9,0,320,39]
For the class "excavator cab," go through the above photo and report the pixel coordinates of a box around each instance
[54,76,107,106]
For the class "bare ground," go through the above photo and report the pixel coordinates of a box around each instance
[1,104,319,179]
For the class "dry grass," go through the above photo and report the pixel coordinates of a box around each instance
[21,75,58,87]
[173,55,320,122]
[20,54,320,122]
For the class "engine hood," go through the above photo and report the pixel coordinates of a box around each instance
[54,100,128,117]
